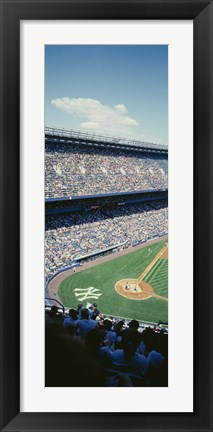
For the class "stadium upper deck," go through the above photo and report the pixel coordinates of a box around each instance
[45,127,168,199]
[45,126,168,154]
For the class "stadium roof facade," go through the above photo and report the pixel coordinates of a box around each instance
[45,126,168,154]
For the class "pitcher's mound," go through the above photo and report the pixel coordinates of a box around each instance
[115,278,154,300]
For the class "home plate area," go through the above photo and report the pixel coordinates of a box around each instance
[115,278,154,300]
[115,245,168,301]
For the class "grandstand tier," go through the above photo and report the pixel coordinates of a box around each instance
[45,129,168,199]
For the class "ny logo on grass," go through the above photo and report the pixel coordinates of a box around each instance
[74,287,102,301]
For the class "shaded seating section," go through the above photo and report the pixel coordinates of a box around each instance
[45,200,168,279]
[45,305,168,387]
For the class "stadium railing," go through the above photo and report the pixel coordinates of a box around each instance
[45,126,168,153]
[44,298,168,331]
[45,297,65,314]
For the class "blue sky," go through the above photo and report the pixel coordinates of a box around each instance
[45,45,168,145]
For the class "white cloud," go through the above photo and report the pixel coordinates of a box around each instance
[80,121,100,129]
[114,103,128,113]
[51,97,139,136]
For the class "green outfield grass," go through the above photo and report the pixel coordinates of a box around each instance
[144,259,168,297]
[58,239,168,323]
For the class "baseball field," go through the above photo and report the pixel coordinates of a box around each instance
[57,239,168,324]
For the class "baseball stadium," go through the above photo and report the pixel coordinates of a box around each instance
[45,126,168,387]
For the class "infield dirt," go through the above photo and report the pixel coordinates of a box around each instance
[115,245,168,301]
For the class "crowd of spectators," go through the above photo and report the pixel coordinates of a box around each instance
[45,141,168,387]
[45,200,168,279]
[45,304,168,387]
[45,143,168,198]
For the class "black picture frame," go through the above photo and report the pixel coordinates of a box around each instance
[0,0,212,431]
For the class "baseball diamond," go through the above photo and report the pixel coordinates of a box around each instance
[48,238,168,323]
[115,245,168,301]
